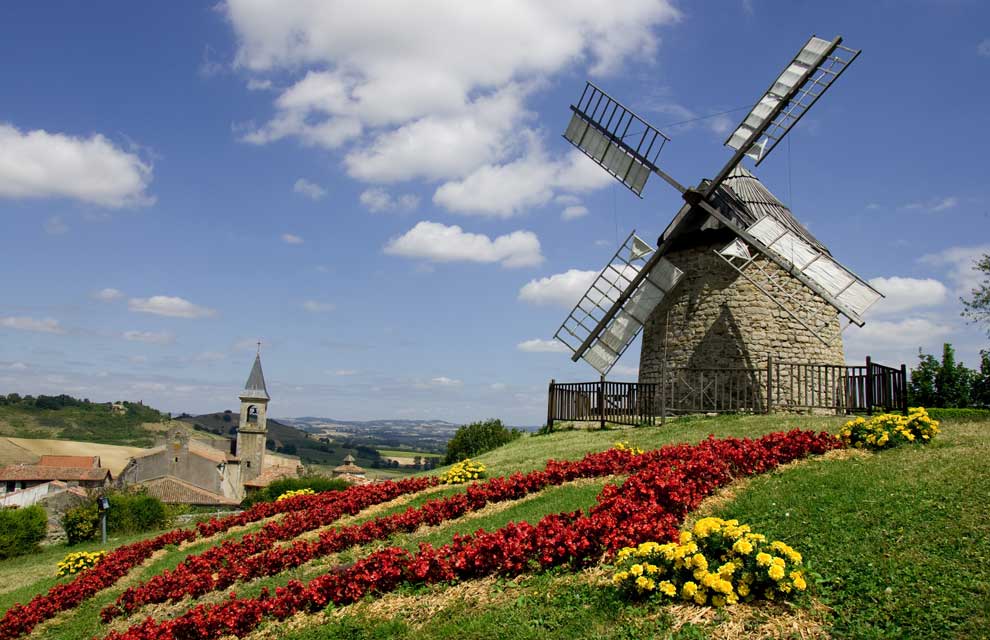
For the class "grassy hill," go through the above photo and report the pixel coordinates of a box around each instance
[2,412,988,639]
[0,396,166,447]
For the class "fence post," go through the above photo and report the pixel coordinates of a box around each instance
[546,379,555,432]
[865,355,874,416]
[599,375,606,430]
[766,354,773,414]
[900,364,908,415]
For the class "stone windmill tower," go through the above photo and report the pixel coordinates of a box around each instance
[552,35,882,409]
[237,352,270,482]
[638,165,845,379]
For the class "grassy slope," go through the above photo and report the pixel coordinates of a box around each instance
[3,413,987,640]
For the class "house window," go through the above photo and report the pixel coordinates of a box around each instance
[247,406,258,423]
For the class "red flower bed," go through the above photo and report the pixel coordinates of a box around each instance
[102,430,839,640]
[0,477,433,640]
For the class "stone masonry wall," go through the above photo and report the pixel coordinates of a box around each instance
[638,232,845,412]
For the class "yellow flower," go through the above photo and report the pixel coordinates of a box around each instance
[693,592,707,605]
[681,581,698,599]
[732,539,753,555]
[679,531,693,544]
[635,576,654,591]
[768,565,786,581]
[791,571,807,591]
[629,564,644,577]
[692,553,708,571]
[756,552,772,567]
[711,595,726,607]
[659,581,677,597]
[737,583,750,597]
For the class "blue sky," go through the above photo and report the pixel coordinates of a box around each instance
[1,1,987,425]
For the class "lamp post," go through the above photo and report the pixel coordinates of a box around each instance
[97,496,110,545]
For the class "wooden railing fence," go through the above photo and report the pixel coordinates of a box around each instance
[546,355,908,430]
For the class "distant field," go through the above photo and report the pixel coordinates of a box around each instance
[376,449,443,458]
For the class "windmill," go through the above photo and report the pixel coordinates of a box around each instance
[553,35,882,394]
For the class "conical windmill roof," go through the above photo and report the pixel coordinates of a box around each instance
[716,165,829,254]
[241,354,270,401]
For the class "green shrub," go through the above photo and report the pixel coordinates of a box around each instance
[925,407,990,422]
[62,491,168,544]
[0,505,48,559]
[444,419,522,464]
[62,504,99,545]
[241,475,350,507]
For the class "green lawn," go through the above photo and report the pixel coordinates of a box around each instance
[4,413,987,640]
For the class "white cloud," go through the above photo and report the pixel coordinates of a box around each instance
[384,221,543,268]
[128,296,217,319]
[8,362,28,371]
[122,330,175,345]
[302,300,335,313]
[517,338,568,353]
[227,1,679,202]
[432,141,612,218]
[293,178,327,200]
[920,244,990,296]
[430,376,462,386]
[902,196,959,213]
[281,233,304,244]
[359,188,419,213]
[844,317,953,364]
[332,369,357,376]
[867,277,948,315]
[0,123,153,207]
[0,316,65,334]
[561,205,589,221]
[44,216,69,235]
[519,269,598,307]
[979,39,990,57]
[93,288,124,302]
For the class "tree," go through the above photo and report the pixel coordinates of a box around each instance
[961,253,990,337]
[972,350,990,408]
[444,419,523,464]
[909,350,939,407]
[935,343,972,408]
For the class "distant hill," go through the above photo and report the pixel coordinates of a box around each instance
[278,417,462,453]
[0,394,166,447]
[174,411,384,469]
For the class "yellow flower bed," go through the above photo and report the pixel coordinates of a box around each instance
[275,488,316,502]
[613,441,644,455]
[612,517,807,607]
[57,550,107,577]
[838,407,940,450]
[440,459,486,484]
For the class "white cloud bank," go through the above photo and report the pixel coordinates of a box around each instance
[384,221,543,268]
[93,288,124,301]
[281,233,304,244]
[225,0,679,215]
[359,188,418,213]
[0,123,153,207]
[128,296,217,319]
[0,316,65,334]
[920,244,990,296]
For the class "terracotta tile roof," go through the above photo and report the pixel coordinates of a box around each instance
[38,455,100,468]
[0,465,111,482]
[137,476,240,506]
[334,473,372,486]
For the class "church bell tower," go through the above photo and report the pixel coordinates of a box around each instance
[236,350,269,483]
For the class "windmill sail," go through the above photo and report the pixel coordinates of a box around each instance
[554,232,683,376]
[708,35,860,196]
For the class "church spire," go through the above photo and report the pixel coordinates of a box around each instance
[241,353,269,400]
